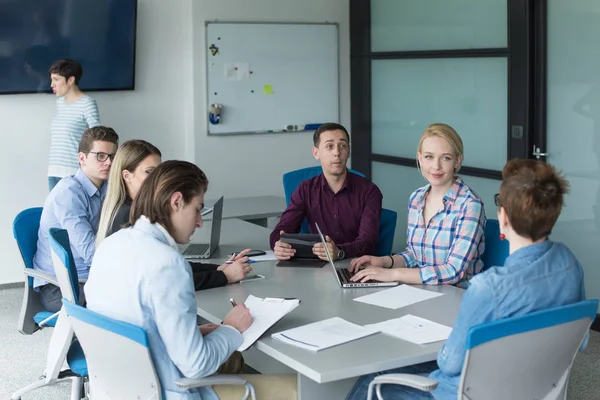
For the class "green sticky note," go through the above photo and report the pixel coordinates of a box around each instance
[263,84,273,95]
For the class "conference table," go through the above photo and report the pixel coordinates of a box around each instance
[203,195,286,227]
[192,219,464,399]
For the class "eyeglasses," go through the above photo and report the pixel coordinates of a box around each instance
[88,151,116,162]
[494,193,500,207]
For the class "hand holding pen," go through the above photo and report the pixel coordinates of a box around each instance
[223,298,252,333]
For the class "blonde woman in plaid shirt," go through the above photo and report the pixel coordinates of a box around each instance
[350,123,486,287]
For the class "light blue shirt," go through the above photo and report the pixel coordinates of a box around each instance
[33,169,106,288]
[84,217,242,399]
[429,240,586,399]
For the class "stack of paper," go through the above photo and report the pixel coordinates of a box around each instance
[239,295,300,351]
[365,315,452,344]
[353,285,444,310]
[272,317,379,351]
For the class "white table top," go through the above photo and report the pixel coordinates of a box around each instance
[194,219,464,384]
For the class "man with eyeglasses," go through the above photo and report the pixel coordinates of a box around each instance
[32,126,119,312]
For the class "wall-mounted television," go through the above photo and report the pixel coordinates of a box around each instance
[0,0,137,95]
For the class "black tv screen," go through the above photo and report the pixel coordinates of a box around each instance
[0,0,137,94]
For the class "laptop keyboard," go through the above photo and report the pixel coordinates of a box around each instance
[183,243,209,256]
[337,268,376,284]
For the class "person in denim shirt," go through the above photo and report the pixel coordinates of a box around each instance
[346,159,586,400]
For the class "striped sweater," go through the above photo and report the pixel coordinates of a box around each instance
[48,95,100,177]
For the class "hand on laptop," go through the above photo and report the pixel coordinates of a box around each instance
[349,255,386,273]
[312,235,338,261]
[274,231,296,260]
[350,266,398,283]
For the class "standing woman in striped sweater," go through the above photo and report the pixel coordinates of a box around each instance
[47,59,100,191]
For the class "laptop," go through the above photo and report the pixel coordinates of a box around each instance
[315,223,398,288]
[183,196,224,259]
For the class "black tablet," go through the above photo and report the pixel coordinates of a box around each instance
[280,233,321,259]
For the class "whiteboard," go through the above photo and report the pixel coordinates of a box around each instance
[206,22,339,135]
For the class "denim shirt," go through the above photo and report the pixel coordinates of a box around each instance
[429,240,586,399]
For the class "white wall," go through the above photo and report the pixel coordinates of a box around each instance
[0,0,349,284]
[191,0,350,198]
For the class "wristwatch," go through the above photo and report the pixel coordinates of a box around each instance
[336,248,345,260]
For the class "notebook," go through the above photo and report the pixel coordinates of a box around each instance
[238,295,301,351]
[272,317,380,351]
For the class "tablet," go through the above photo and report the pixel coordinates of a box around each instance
[280,233,321,259]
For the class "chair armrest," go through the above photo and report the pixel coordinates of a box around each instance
[24,269,59,286]
[372,373,438,392]
[174,374,248,389]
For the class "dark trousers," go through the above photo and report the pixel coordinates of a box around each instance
[39,283,86,312]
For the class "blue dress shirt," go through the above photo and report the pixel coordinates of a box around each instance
[32,169,106,288]
[430,240,586,398]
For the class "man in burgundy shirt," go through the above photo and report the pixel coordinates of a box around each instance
[270,123,383,261]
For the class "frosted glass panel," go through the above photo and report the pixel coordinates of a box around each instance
[372,58,507,170]
[372,162,500,253]
[547,0,600,306]
[371,0,507,52]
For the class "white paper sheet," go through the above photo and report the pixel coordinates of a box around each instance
[224,62,250,82]
[248,250,277,262]
[238,295,300,351]
[353,285,444,310]
[272,317,380,351]
[366,315,452,344]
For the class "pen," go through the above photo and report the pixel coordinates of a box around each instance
[230,298,237,307]
[226,259,256,264]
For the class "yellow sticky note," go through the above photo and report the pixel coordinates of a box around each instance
[263,84,273,95]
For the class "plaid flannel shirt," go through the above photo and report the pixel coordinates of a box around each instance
[398,178,486,287]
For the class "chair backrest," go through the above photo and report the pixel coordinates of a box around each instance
[13,207,43,287]
[480,219,509,271]
[459,299,598,400]
[62,299,162,400]
[375,208,397,256]
[48,228,80,304]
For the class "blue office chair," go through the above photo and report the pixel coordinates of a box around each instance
[376,208,398,256]
[367,299,598,400]
[282,166,397,254]
[481,219,509,271]
[13,207,58,334]
[11,221,87,399]
[62,300,257,400]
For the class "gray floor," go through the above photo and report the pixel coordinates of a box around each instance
[0,286,599,400]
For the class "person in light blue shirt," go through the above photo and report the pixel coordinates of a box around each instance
[85,161,298,399]
[33,126,119,312]
[346,159,587,400]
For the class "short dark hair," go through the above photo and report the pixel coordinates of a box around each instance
[313,123,350,147]
[48,59,83,85]
[130,161,209,235]
[78,126,120,153]
[499,159,569,241]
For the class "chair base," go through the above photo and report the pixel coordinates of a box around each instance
[11,375,84,400]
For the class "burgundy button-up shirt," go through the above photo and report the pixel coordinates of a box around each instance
[270,172,383,258]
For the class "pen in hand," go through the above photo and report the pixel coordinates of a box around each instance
[230,298,237,307]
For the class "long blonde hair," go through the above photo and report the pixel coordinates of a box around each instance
[96,140,161,247]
